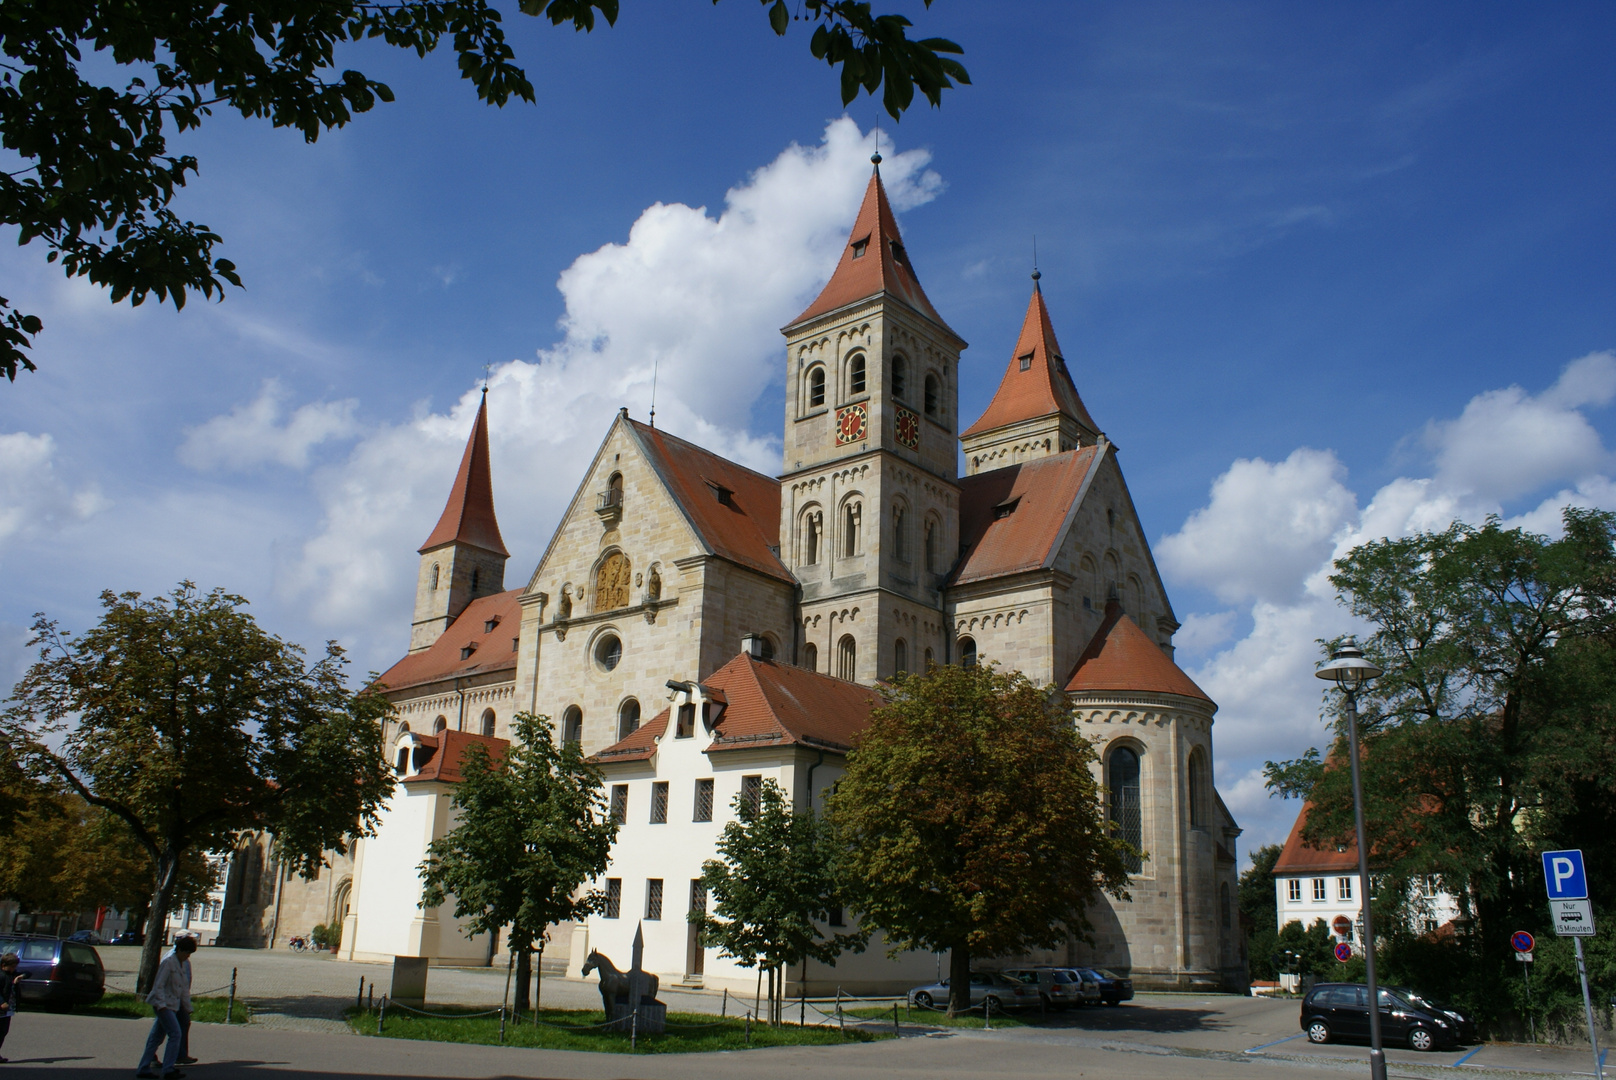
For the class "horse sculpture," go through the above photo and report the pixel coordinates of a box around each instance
[581,950,659,1017]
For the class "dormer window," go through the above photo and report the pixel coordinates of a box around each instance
[994,497,1020,520]
[676,703,696,739]
[1019,352,1033,372]
[460,643,478,660]
[851,235,870,259]
[484,615,501,633]
[890,240,907,264]
[706,480,733,506]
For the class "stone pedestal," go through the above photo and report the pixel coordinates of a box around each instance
[609,1000,666,1034]
[390,956,429,1007]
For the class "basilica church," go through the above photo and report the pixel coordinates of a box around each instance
[329,157,1246,993]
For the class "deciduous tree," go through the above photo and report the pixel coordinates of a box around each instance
[1238,843,1282,980]
[0,1,968,381]
[694,778,862,1025]
[828,663,1132,1016]
[419,711,616,1015]
[2,583,395,991]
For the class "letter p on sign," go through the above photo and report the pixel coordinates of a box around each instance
[1542,849,1589,901]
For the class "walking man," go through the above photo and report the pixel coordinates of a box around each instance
[0,952,21,1062]
[136,935,194,1078]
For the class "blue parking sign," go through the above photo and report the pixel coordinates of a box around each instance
[1543,849,1589,900]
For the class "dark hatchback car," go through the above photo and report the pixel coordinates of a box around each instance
[0,935,106,1008]
[1078,967,1134,1005]
[1301,982,1469,1051]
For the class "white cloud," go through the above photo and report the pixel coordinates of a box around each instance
[179,379,360,471]
[0,432,107,550]
[1172,609,1238,657]
[1176,354,1616,862]
[283,119,942,650]
[1425,350,1616,503]
[1157,447,1357,604]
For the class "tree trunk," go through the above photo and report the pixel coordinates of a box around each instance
[533,938,544,1015]
[514,938,532,1015]
[136,848,183,994]
[948,940,971,1017]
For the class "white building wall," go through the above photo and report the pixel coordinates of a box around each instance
[1274,872,1461,942]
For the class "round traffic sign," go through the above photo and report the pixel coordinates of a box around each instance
[1334,942,1353,963]
[1332,915,1352,937]
[1511,930,1535,953]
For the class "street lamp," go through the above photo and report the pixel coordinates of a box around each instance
[1316,638,1386,1080]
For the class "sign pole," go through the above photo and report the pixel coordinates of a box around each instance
[1574,936,1602,1079]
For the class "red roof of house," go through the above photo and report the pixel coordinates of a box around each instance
[592,652,882,763]
[962,284,1098,439]
[629,419,791,583]
[404,729,509,785]
[1064,599,1211,703]
[953,447,1101,585]
[420,391,508,556]
[786,165,953,335]
[1272,799,1360,874]
[377,590,523,693]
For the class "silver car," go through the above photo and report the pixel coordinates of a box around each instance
[906,971,1041,1012]
[1003,966,1100,1008]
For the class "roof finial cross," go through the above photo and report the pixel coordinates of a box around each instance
[1032,235,1041,288]
[482,362,490,394]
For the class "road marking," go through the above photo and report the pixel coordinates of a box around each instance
[1245,1033,1305,1053]
[1453,1045,1483,1066]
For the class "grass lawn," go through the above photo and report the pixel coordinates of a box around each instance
[76,993,250,1024]
[347,1004,889,1054]
[846,1004,1041,1030]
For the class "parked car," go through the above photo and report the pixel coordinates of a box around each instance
[1300,982,1465,1051]
[110,930,143,946]
[906,972,1042,1012]
[1002,966,1100,1008]
[65,930,105,945]
[1077,966,1134,1005]
[0,935,105,1009]
[1390,988,1476,1045]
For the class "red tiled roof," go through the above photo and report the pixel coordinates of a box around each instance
[962,284,1098,439]
[629,420,791,583]
[591,653,882,763]
[420,391,508,556]
[404,729,509,785]
[1272,799,1361,874]
[786,166,953,335]
[953,447,1101,585]
[377,590,522,693]
[1064,599,1211,703]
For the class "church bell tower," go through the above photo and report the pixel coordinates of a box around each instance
[779,154,967,683]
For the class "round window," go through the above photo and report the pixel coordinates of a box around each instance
[594,634,623,672]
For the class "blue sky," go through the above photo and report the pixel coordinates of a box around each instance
[1,2,1612,857]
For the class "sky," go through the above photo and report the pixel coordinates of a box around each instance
[1,3,1613,863]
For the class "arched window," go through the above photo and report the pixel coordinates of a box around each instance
[470,568,479,592]
[606,472,624,508]
[959,637,977,668]
[801,509,822,566]
[1188,748,1208,828]
[849,354,867,396]
[433,716,448,735]
[924,373,940,416]
[562,706,583,745]
[429,563,440,590]
[1128,574,1144,617]
[803,642,818,672]
[1104,552,1121,603]
[808,365,826,408]
[759,636,777,661]
[894,638,908,674]
[480,709,496,737]
[1109,746,1143,873]
[1079,555,1098,611]
[842,500,861,558]
[1220,882,1232,929]
[892,502,907,561]
[618,699,641,741]
[837,635,856,681]
[924,517,938,573]
[596,552,631,611]
[892,355,907,399]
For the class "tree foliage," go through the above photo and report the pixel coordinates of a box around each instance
[1,582,395,991]
[0,0,967,381]
[419,711,616,1014]
[1238,843,1282,980]
[1264,508,1616,1029]
[694,778,861,1025]
[828,662,1132,1015]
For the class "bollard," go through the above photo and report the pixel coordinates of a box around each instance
[893,1001,900,1037]
[721,988,727,1017]
[745,1012,752,1047]
[631,1004,638,1051]
[377,995,386,1035]
[356,975,365,1011]
[227,967,237,1025]
[1041,992,1046,1021]
[499,1004,506,1044]
[984,995,992,1030]
[838,989,845,1037]
[369,982,374,1011]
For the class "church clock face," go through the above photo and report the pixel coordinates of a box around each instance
[894,405,920,450]
[836,403,868,445]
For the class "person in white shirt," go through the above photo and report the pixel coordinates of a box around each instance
[136,935,194,1079]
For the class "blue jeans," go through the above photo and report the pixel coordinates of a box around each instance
[138,1006,182,1074]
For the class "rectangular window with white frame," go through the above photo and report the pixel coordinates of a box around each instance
[1312,878,1326,901]
[1338,877,1353,901]
[1287,879,1301,902]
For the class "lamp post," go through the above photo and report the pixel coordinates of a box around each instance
[1316,638,1386,1080]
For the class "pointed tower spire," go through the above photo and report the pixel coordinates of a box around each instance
[410,390,510,652]
[960,278,1100,475]
[785,159,952,334]
[419,389,508,557]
